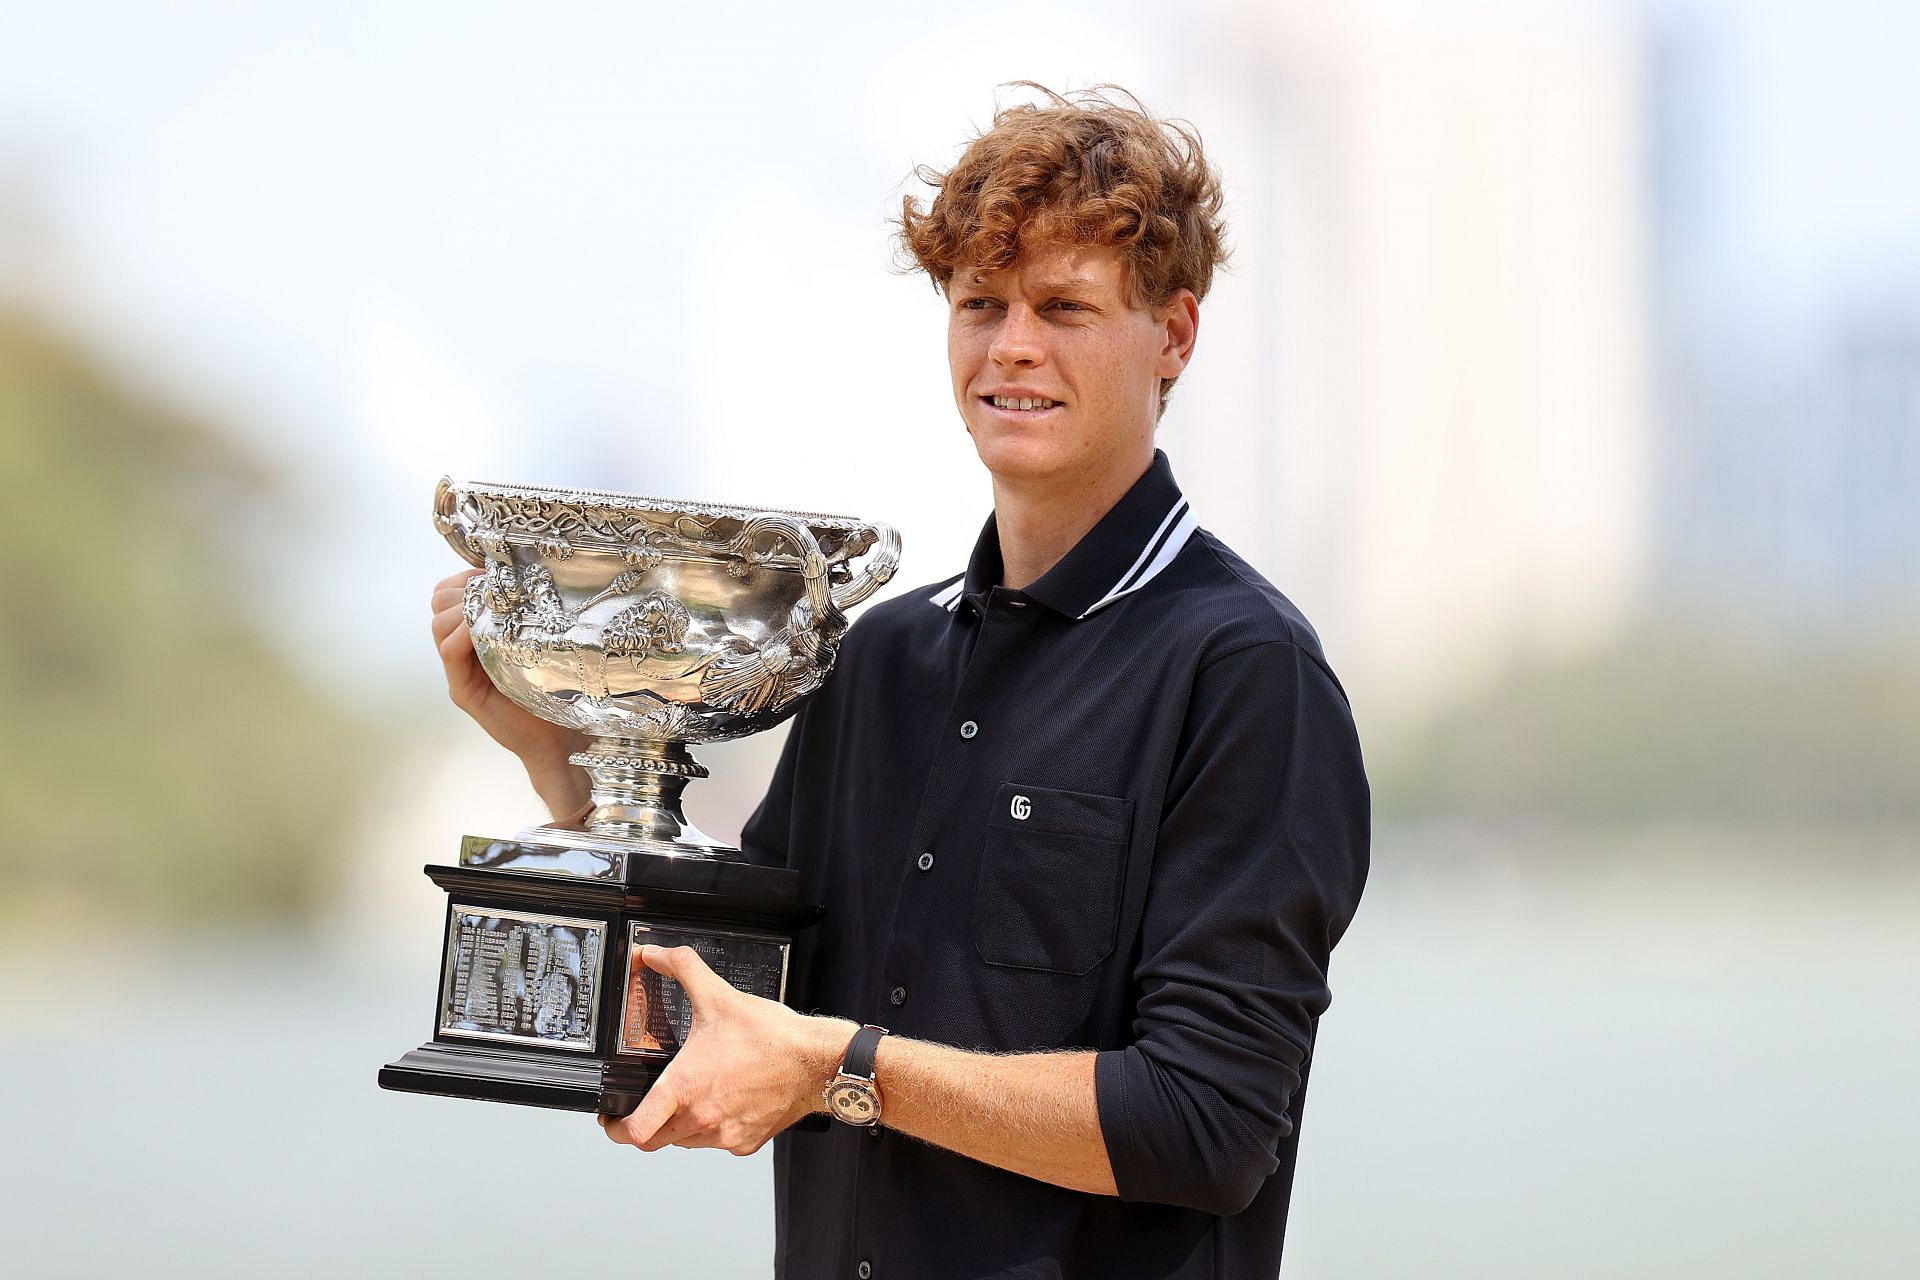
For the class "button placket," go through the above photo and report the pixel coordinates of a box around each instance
[876,588,1019,1055]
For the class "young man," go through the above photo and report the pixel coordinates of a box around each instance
[431,86,1369,1279]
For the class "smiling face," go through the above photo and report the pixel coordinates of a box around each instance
[947,241,1198,490]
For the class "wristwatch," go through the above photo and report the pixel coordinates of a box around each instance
[823,1024,889,1127]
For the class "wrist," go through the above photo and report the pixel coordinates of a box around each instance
[802,1016,860,1114]
[527,757,590,824]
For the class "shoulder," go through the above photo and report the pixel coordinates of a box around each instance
[828,575,957,664]
[1156,529,1347,700]
[845,575,957,636]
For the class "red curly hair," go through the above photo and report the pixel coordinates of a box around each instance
[898,83,1228,412]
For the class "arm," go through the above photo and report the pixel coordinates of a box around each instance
[866,1037,1115,1195]
[597,945,1116,1195]
[1094,640,1370,1215]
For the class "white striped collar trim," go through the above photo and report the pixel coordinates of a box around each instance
[928,578,966,611]
[927,497,1199,617]
[1077,499,1197,618]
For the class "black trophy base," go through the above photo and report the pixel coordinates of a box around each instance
[380,832,824,1117]
[380,1041,664,1115]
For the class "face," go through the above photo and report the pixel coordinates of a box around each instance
[947,241,1197,489]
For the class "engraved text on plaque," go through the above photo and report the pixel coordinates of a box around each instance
[438,906,606,1052]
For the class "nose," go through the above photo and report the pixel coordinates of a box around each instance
[988,302,1044,368]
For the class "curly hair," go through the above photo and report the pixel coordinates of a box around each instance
[897,84,1228,413]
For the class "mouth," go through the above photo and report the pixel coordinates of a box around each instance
[980,394,1064,415]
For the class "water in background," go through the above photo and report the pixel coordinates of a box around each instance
[5,823,1914,1278]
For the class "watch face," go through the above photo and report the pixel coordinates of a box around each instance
[826,1079,880,1126]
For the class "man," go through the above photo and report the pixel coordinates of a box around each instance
[430,85,1369,1279]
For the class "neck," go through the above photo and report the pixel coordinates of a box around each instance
[992,451,1155,591]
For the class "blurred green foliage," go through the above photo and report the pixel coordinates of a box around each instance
[0,311,378,927]
[1374,631,1920,827]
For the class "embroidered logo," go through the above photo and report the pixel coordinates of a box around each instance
[1010,795,1031,821]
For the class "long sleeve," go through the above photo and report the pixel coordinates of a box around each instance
[1094,639,1371,1215]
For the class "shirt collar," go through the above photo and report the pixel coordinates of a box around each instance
[934,450,1197,621]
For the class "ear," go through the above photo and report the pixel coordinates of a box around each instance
[1155,290,1200,381]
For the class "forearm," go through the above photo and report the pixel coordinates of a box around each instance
[603,960,1119,1193]
[860,1035,1118,1197]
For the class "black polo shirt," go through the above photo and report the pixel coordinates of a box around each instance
[741,450,1370,1280]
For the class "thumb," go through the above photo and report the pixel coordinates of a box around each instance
[640,944,727,1004]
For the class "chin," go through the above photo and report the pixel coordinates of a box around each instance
[966,427,1074,483]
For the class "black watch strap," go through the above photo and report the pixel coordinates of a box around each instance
[841,1024,889,1080]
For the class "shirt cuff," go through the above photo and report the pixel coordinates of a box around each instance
[1094,1044,1281,1217]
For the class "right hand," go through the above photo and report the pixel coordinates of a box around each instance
[431,567,591,818]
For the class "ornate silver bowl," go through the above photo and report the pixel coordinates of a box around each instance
[436,477,900,859]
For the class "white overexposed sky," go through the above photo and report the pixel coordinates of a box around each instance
[3,0,1916,709]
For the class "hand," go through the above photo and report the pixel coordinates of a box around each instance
[598,945,852,1156]
[430,567,589,818]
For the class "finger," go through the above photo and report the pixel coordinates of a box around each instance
[433,566,484,594]
[431,585,468,613]
[432,606,474,647]
[641,1107,715,1153]
[434,622,489,707]
[437,619,477,666]
[640,944,728,1005]
[431,600,474,644]
[597,1113,634,1146]
[619,1075,685,1150]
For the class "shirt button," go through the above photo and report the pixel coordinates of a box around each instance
[916,851,934,872]
[889,985,908,1006]
[959,720,978,739]
[858,1263,873,1279]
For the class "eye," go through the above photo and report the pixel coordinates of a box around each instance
[957,297,1000,312]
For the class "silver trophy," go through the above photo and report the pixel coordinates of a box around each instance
[381,478,899,1113]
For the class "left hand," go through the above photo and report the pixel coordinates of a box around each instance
[597,944,852,1156]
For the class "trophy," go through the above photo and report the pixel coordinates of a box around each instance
[380,477,899,1115]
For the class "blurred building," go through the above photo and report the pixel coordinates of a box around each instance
[1647,22,1920,640]
[1169,2,1653,734]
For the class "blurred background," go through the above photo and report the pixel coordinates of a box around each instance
[2,0,1914,1275]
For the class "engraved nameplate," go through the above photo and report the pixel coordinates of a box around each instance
[619,923,790,1056]
[438,906,606,1052]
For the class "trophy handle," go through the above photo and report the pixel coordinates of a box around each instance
[434,475,487,567]
[831,522,901,611]
[733,513,840,643]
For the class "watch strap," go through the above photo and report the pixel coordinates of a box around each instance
[841,1023,888,1081]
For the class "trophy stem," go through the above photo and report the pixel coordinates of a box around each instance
[567,738,739,860]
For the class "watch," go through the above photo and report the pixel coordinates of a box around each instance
[823,1023,889,1127]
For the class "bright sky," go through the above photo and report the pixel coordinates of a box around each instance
[2,0,1914,700]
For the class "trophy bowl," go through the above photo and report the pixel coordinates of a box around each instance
[435,477,900,858]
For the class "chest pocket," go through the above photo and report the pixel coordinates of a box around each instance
[973,783,1133,976]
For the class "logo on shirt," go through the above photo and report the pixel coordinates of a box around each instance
[1010,795,1031,821]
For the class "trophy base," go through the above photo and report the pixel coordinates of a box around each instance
[380,833,824,1117]
[379,1040,664,1115]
